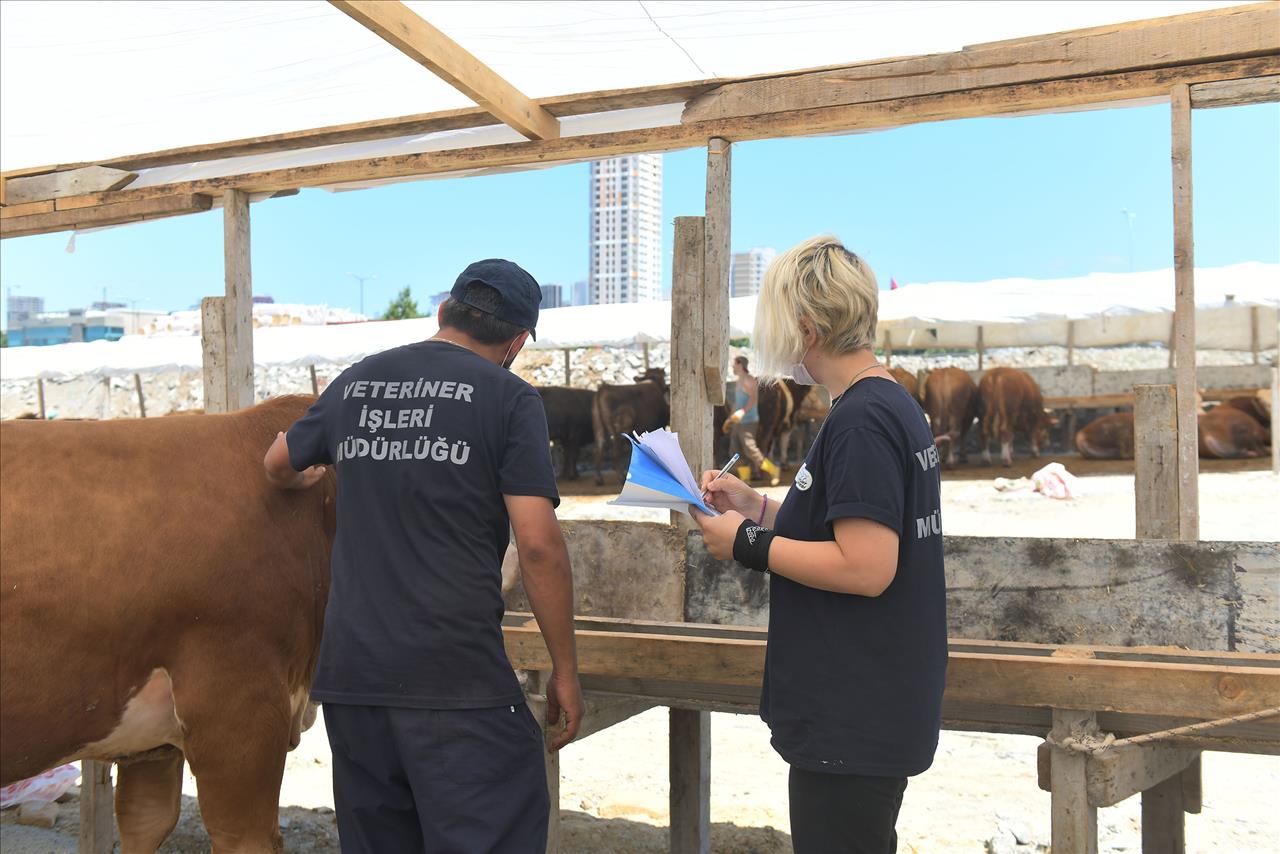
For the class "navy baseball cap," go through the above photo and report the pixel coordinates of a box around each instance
[450,259,541,339]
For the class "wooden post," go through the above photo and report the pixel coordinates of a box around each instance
[884,330,893,367]
[1168,320,1176,368]
[100,377,110,420]
[643,341,651,372]
[1170,84,1198,541]
[36,377,46,419]
[703,138,731,405]
[79,760,114,854]
[201,297,230,414]
[670,708,711,854]
[1249,306,1259,364]
[563,348,571,386]
[1273,365,1279,475]
[976,326,985,371]
[133,372,146,418]
[670,216,714,528]
[309,364,319,395]
[1134,385,1180,539]
[1050,709,1099,854]
[1067,321,1076,366]
[223,189,254,411]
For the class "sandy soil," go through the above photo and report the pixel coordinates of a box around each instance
[4,465,1277,853]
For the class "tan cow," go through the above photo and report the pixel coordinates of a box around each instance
[977,367,1055,467]
[920,367,979,467]
[1,396,334,853]
[1074,412,1135,460]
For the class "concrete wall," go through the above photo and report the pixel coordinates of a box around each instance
[684,532,1280,653]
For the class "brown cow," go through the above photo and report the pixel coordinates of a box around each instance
[592,368,669,485]
[920,368,979,467]
[1,396,334,853]
[1075,412,1135,459]
[776,382,830,468]
[1199,405,1270,458]
[888,367,918,400]
[537,386,595,479]
[977,367,1055,467]
[1219,394,1271,430]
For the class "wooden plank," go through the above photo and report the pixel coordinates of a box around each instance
[1191,73,1280,108]
[222,189,255,411]
[40,54,1280,223]
[702,138,731,405]
[79,760,114,854]
[1050,709,1099,854]
[1142,771,1188,853]
[1134,385,1180,539]
[1094,744,1200,807]
[670,217,713,528]
[3,166,135,206]
[200,297,229,413]
[329,1,559,141]
[0,199,55,218]
[1170,83,1199,541]
[0,193,212,239]
[682,3,1278,122]
[669,709,711,854]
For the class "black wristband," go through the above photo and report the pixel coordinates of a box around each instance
[732,519,776,573]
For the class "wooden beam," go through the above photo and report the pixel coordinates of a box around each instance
[1134,385,1180,539]
[669,708,711,854]
[1170,83,1199,541]
[671,216,713,528]
[0,193,212,239]
[1034,742,1200,807]
[1191,73,1280,108]
[222,189,255,411]
[681,3,1278,122]
[703,138,731,406]
[2,166,135,206]
[34,54,1280,234]
[0,200,55,218]
[329,0,559,141]
[1142,769,1189,853]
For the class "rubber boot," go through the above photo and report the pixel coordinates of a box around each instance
[761,458,781,487]
[737,465,753,482]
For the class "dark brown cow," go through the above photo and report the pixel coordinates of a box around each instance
[920,367,979,467]
[977,367,1054,467]
[1,396,334,853]
[592,368,669,485]
[710,379,801,473]
[1219,394,1271,429]
[888,367,918,400]
[537,386,595,479]
[1075,412,1135,460]
[1199,405,1270,458]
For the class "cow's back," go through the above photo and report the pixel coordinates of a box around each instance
[1198,406,1270,458]
[0,396,334,783]
[923,368,977,432]
[1075,412,1135,459]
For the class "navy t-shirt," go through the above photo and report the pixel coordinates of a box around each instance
[763,376,946,777]
[287,340,559,709]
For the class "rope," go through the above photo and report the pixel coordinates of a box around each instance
[1048,706,1280,756]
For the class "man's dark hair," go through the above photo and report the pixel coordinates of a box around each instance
[734,355,750,370]
[439,283,525,345]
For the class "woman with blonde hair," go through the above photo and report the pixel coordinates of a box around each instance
[694,236,945,853]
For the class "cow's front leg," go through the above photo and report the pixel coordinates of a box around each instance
[1000,437,1014,467]
[116,748,184,854]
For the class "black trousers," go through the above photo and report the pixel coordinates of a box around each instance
[789,766,908,854]
[323,703,548,854]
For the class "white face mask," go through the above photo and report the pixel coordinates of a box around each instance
[789,346,818,385]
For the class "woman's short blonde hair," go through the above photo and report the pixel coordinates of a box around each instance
[752,235,879,378]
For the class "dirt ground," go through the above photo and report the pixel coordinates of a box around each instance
[3,463,1277,852]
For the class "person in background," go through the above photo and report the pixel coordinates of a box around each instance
[264,259,582,854]
[724,355,782,486]
[694,237,946,854]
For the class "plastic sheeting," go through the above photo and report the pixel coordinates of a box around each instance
[2,263,1273,382]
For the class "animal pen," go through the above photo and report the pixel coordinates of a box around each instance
[1,2,1278,853]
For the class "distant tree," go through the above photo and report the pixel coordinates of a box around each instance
[382,287,421,321]
[0,330,7,348]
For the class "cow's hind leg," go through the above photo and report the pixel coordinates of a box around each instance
[116,748,184,854]
[178,675,291,853]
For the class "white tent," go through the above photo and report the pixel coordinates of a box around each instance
[3,262,1273,381]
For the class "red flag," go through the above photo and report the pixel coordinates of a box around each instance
[890,277,899,290]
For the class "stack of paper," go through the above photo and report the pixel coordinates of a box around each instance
[609,429,718,516]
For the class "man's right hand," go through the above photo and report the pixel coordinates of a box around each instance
[700,469,762,517]
[545,669,584,750]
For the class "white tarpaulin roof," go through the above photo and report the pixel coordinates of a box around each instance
[0,1,1247,174]
[2,263,1274,381]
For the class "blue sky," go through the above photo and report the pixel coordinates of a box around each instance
[1,101,1276,324]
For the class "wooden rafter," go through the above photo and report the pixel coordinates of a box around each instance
[329,0,560,141]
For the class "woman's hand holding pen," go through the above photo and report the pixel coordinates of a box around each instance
[699,469,761,517]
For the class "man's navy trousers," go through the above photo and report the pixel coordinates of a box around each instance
[323,703,549,853]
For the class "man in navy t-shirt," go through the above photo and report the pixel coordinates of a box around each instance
[264,259,582,853]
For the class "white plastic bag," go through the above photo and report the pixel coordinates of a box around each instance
[1030,462,1080,499]
[0,764,79,808]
